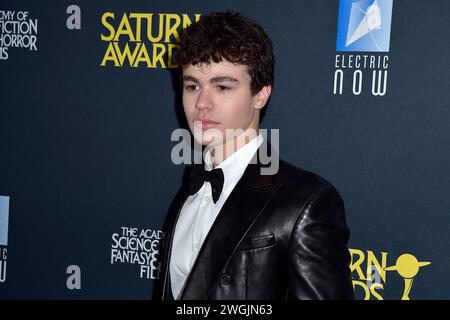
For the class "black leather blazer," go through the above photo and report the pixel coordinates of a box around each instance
[153,148,354,300]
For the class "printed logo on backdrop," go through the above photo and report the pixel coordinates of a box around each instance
[0,196,10,283]
[111,226,164,279]
[333,0,393,96]
[100,13,201,68]
[0,10,38,60]
[350,248,431,300]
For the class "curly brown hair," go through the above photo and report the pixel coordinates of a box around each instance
[173,11,275,97]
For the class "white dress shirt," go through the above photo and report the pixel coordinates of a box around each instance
[169,134,263,299]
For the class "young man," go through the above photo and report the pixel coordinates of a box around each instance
[153,12,354,300]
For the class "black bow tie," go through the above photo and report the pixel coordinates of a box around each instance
[188,164,224,204]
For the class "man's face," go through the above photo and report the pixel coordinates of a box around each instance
[182,59,270,147]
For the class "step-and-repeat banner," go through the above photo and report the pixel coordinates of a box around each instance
[1,0,449,299]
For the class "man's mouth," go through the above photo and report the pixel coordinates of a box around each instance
[194,119,220,129]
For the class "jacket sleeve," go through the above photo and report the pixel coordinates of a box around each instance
[287,185,355,300]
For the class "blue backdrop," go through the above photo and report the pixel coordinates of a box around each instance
[1,0,449,299]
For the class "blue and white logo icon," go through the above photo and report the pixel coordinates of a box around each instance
[336,0,393,52]
[0,196,9,246]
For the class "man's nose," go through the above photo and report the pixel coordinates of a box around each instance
[196,88,213,110]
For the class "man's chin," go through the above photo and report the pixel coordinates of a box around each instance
[194,137,222,148]
[191,128,225,148]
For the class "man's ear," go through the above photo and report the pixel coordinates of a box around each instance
[254,85,272,110]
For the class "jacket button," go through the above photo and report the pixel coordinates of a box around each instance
[219,273,231,285]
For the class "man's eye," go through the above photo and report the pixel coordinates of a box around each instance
[217,85,230,91]
[184,85,197,91]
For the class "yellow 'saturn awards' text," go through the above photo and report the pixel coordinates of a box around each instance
[100,12,201,68]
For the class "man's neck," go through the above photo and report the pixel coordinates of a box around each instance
[209,129,259,168]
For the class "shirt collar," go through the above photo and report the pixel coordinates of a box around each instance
[203,133,263,194]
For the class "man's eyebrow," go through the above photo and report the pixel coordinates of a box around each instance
[210,76,239,83]
[182,75,240,83]
[182,75,199,83]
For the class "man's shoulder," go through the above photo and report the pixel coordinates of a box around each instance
[273,159,343,206]
[255,158,346,231]
[277,159,334,190]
